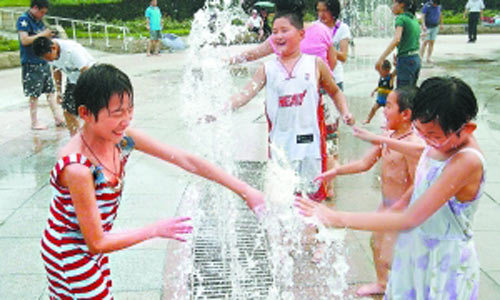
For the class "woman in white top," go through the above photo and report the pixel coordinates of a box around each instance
[247,9,264,41]
[316,0,351,91]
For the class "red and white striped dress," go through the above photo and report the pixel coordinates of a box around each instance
[41,137,134,299]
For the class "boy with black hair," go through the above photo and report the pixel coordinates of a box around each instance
[17,0,64,130]
[314,87,423,296]
[33,36,95,135]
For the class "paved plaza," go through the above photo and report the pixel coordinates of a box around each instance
[0,34,499,299]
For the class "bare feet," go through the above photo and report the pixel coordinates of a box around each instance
[363,119,370,125]
[146,52,152,57]
[31,123,48,130]
[356,282,386,296]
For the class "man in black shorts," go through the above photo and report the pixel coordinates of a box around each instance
[17,0,64,130]
[34,37,95,135]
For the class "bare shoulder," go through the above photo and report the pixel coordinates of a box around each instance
[450,146,484,171]
[59,160,94,188]
[57,135,82,159]
[403,132,425,144]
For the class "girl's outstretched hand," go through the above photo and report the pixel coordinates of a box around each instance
[342,113,355,126]
[243,187,266,214]
[294,197,338,227]
[313,169,337,184]
[153,217,193,242]
[352,126,381,144]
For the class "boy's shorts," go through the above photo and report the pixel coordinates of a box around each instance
[291,157,327,202]
[22,63,55,98]
[376,94,388,106]
[150,30,161,40]
[382,196,398,208]
[425,26,439,41]
[62,82,78,115]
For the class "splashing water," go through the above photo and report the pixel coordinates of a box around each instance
[261,146,349,299]
[342,0,394,38]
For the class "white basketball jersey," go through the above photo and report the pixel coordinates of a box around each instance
[264,54,322,162]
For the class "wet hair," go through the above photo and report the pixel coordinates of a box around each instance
[393,86,416,112]
[74,64,134,121]
[274,0,306,29]
[317,0,341,20]
[395,0,417,15]
[31,0,49,9]
[411,77,478,134]
[33,37,53,57]
[382,59,391,70]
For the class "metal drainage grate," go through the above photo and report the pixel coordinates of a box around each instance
[189,162,273,299]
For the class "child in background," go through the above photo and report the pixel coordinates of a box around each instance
[34,36,95,135]
[297,76,485,299]
[376,0,420,87]
[229,0,354,201]
[364,59,395,124]
[41,64,264,299]
[315,87,423,295]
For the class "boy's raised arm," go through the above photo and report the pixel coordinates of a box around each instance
[318,59,354,125]
[316,145,382,183]
[353,126,424,158]
[229,40,274,64]
[229,64,266,111]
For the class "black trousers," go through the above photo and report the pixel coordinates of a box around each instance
[468,12,480,41]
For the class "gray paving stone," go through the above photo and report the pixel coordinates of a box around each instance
[0,274,47,300]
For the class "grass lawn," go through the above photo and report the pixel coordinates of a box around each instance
[0,0,120,7]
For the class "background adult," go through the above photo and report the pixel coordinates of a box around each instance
[145,0,162,56]
[376,0,420,88]
[464,0,485,43]
[420,0,443,64]
[316,0,351,91]
[247,9,264,41]
[17,0,64,130]
[33,37,95,136]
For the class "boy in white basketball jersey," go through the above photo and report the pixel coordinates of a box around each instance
[229,1,354,201]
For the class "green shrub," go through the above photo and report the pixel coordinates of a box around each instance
[442,9,500,24]
[0,37,20,52]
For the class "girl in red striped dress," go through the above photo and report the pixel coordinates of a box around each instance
[41,64,265,299]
